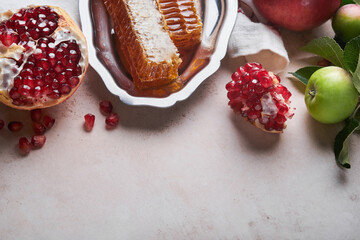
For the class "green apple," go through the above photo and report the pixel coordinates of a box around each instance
[332,4,360,43]
[305,66,359,124]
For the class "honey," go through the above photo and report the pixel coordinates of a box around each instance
[156,0,203,51]
[102,0,182,89]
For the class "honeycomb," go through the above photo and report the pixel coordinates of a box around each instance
[102,0,182,89]
[156,0,203,51]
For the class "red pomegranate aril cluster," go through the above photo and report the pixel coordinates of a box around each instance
[0,6,59,48]
[226,62,294,132]
[0,6,84,107]
[9,37,83,106]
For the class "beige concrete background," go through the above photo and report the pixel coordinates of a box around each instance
[0,1,359,239]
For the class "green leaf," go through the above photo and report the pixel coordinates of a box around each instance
[302,37,346,69]
[289,66,323,85]
[354,0,360,5]
[351,53,360,93]
[344,36,360,73]
[341,0,356,6]
[334,118,360,168]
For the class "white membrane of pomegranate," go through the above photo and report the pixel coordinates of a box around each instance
[0,6,87,104]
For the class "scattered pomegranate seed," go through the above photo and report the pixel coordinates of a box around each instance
[30,109,42,122]
[8,121,23,132]
[105,113,119,129]
[32,122,46,135]
[0,119,4,130]
[19,137,32,154]
[99,100,113,116]
[84,113,95,132]
[226,62,294,133]
[43,115,55,129]
[31,135,46,148]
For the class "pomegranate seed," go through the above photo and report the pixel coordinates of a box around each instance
[225,81,236,91]
[29,28,40,39]
[13,76,23,88]
[68,76,79,87]
[231,71,241,82]
[84,113,95,132]
[32,122,46,135]
[31,135,46,149]
[0,119,4,130]
[275,114,286,124]
[99,100,113,116]
[54,62,64,73]
[276,102,289,115]
[33,86,42,97]
[39,58,50,70]
[59,84,71,94]
[237,66,246,76]
[19,137,32,154]
[55,48,64,59]
[18,85,32,96]
[23,61,35,70]
[48,53,56,66]
[105,113,119,129]
[259,75,273,88]
[43,115,55,129]
[48,90,60,99]
[247,109,261,121]
[8,121,23,132]
[9,88,21,99]
[20,68,33,78]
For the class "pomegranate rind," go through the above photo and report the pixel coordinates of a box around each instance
[0,5,89,110]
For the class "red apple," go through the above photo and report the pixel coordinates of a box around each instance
[253,0,341,31]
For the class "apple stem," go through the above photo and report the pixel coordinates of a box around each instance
[309,89,316,97]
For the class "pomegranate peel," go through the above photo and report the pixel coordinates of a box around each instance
[0,5,89,110]
[226,63,294,133]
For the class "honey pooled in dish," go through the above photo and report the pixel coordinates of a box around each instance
[102,0,182,89]
[155,0,203,51]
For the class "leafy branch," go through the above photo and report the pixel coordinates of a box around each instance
[291,36,360,168]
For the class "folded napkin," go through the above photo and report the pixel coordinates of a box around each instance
[227,0,289,73]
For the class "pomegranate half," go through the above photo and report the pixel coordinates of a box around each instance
[226,63,294,133]
[0,5,88,110]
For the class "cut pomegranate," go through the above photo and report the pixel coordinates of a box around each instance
[30,109,42,122]
[19,137,32,154]
[31,135,46,148]
[43,115,55,129]
[226,62,294,133]
[99,100,113,116]
[84,113,95,132]
[0,6,88,110]
[8,121,23,132]
[0,119,4,130]
[105,113,119,129]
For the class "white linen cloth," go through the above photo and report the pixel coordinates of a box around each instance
[227,0,289,73]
